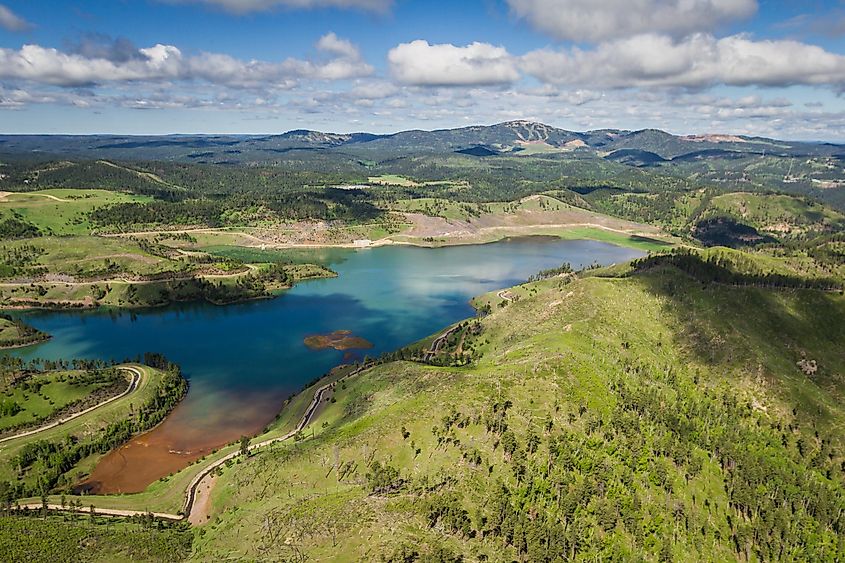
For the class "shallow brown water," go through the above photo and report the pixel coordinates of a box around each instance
[78,391,279,494]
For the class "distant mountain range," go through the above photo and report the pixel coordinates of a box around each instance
[0,120,842,164]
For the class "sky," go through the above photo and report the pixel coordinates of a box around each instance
[0,1,845,139]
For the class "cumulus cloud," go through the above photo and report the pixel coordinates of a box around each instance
[0,4,33,32]
[0,44,176,87]
[164,0,391,14]
[0,33,372,88]
[316,32,360,59]
[521,33,845,89]
[388,40,519,86]
[506,0,757,42]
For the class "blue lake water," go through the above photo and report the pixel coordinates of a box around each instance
[5,237,644,491]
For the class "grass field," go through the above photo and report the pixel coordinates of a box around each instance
[368,174,467,188]
[708,192,845,234]
[1,235,187,277]
[0,189,151,236]
[0,319,29,348]
[0,370,122,432]
[0,515,192,563]
[368,174,421,187]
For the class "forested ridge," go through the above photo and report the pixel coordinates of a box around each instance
[630,249,843,291]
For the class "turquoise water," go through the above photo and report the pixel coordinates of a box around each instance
[6,238,643,469]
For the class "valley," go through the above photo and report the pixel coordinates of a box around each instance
[0,121,843,561]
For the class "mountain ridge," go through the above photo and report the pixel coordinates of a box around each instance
[0,120,842,164]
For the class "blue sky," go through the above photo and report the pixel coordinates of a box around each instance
[0,0,844,139]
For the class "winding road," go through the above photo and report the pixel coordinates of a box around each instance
[183,362,370,522]
[0,366,143,445]
[13,362,372,524]
[496,289,515,302]
[0,191,70,203]
[422,325,463,362]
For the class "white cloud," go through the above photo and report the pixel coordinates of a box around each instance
[0,34,372,88]
[0,86,51,108]
[0,4,32,32]
[388,40,519,86]
[348,80,398,99]
[507,0,757,42]
[521,33,845,89]
[165,0,391,14]
[282,33,373,80]
[316,32,360,59]
[0,44,180,86]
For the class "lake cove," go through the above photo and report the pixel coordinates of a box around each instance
[5,237,644,493]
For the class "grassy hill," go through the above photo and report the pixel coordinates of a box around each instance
[589,188,845,244]
[0,189,152,236]
[187,252,845,561]
[706,192,845,236]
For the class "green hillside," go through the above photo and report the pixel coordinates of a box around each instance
[189,252,845,561]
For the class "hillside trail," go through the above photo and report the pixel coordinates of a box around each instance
[0,191,70,202]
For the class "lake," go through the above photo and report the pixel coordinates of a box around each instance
[6,237,644,492]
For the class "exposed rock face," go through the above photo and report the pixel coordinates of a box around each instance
[797,358,818,376]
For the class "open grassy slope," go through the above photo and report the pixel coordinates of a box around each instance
[0,369,123,432]
[0,188,151,236]
[707,192,845,236]
[592,189,845,241]
[191,256,845,561]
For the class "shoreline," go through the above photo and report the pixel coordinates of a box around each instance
[108,222,673,251]
[0,366,142,444]
[5,246,631,520]
[0,270,338,314]
[0,229,666,313]
[0,334,52,350]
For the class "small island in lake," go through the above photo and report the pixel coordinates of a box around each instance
[304,330,373,351]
